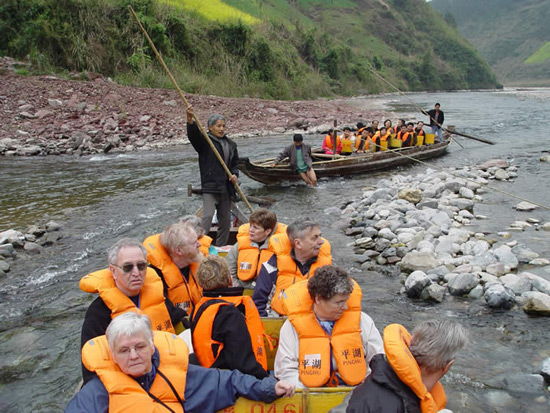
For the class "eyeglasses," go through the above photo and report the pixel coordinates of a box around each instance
[113,262,148,273]
[115,342,150,357]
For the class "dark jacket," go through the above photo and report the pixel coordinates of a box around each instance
[187,122,239,194]
[66,348,280,413]
[334,354,421,413]
[80,295,185,384]
[275,142,313,171]
[426,109,444,128]
[190,287,269,379]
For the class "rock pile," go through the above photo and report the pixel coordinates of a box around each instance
[0,221,63,276]
[340,159,550,316]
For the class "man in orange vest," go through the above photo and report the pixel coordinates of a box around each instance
[252,219,332,317]
[333,320,468,412]
[67,312,295,412]
[274,266,384,388]
[79,238,185,384]
[143,222,204,316]
[190,255,269,379]
[226,208,286,289]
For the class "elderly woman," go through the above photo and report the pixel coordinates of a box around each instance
[67,312,295,412]
[180,214,218,256]
[274,266,384,388]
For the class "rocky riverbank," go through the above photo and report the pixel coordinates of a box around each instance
[338,158,550,316]
[0,57,390,157]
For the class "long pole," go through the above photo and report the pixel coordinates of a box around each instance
[366,65,495,145]
[128,6,254,213]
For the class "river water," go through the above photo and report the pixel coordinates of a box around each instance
[1,89,549,412]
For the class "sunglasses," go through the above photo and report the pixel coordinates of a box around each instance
[113,262,148,273]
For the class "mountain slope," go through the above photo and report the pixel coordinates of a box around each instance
[430,0,550,86]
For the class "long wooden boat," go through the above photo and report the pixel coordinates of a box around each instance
[238,135,451,185]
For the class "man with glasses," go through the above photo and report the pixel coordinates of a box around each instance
[79,238,185,384]
[274,266,383,388]
[143,222,203,316]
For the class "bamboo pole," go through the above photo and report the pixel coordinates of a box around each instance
[128,6,254,213]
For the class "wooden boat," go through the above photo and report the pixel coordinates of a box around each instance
[238,134,451,185]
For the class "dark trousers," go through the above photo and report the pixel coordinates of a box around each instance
[201,193,232,246]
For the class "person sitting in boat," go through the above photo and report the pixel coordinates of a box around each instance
[67,312,295,413]
[384,119,392,132]
[355,127,374,153]
[340,127,354,156]
[189,255,269,379]
[394,118,405,135]
[399,122,417,147]
[252,219,332,317]
[371,119,380,131]
[226,208,287,289]
[272,133,317,187]
[143,222,203,316]
[355,122,367,138]
[79,238,186,384]
[332,319,468,413]
[415,121,426,144]
[372,126,391,152]
[322,128,342,155]
[274,265,384,389]
[180,215,217,256]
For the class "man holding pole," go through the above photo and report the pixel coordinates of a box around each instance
[425,103,444,143]
[187,106,239,246]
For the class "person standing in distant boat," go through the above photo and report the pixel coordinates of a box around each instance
[272,134,317,187]
[425,103,444,143]
[187,106,239,246]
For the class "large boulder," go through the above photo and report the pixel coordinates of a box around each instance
[405,271,432,298]
[523,292,550,316]
[0,229,25,247]
[484,284,516,309]
[523,273,550,295]
[500,274,532,295]
[400,251,441,273]
[421,283,446,303]
[493,245,519,269]
[448,273,479,296]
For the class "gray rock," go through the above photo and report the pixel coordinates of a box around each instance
[541,222,550,231]
[512,246,539,263]
[26,224,46,237]
[434,236,455,256]
[400,251,441,273]
[421,283,446,303]
[485,262,506,276]
[523,291,550,316]
[538,358,550,383]
[493,245,518,269]
[430,211,452,227]
[494,169,509,180]
[484,284,516,309]
[362,227,378,239]
[405,271,432,298]
[500,274,532,295]
[459,187,475,199]
[0,229,25,247]
[417,199,438,209]
[479,272,500,286]
[514,201,538,211]
[378,228,396,241]
[0,260,10,273]
[449,198,474,211]
[523,273,550,296]
[529,258,550,266]
[477,159,508,170]
[374,238,391,252]
[39,231,62,246]
[352,237,375,249]
[47,98,63,107]
[468,284,484,299]
[0,244,15,258]
[504,373,546,394]
[448,273,479,296]
[23,242,42,254]
[469,252,497,268]
[17,145,42,156]
[45,221,62,232]
[351,254,370,264]
[345,227,363,236]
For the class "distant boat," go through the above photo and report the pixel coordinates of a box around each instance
[238,135,451,185]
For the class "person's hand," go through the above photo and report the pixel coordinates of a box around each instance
[275,380,295,398]
[186,106,195,124]
[421,110,428,116]
[229,174,238,184]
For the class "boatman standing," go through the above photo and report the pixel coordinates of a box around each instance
[187,106,239,246]
[425,103,444,143]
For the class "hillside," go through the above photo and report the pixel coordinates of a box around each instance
[0,0,498,99]
[430,0,550,86]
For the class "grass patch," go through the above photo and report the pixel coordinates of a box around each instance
[525,42,550,64]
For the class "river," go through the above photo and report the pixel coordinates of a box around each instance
[1,88,549,412]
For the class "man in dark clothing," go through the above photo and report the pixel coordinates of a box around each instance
[186,106,239,246]
[190,255,269,379]
[425,103,445,143]
[331,320,468,413]
[272,134,317,187]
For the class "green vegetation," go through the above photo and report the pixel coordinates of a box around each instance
[525,42,550,64]
[0,0,498,99]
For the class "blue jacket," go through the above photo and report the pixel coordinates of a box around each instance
[66,348,279,412]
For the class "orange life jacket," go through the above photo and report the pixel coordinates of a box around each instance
[199,235,214,256]
[268,233,332,315]
[79,268,175,333]
[399,131,415,147]
[144,233,203,314]
[282,280,366,387]
[82,331,187,413]
[190,295,269,370]
[323,134,341,150]
[383,324,447,413]
[340,136,353,154]
[236,222,287,282]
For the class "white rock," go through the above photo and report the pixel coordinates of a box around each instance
[493,245,519,269]
[47,98,63,107]
[523,292,550,316]
[523,272,550,295]
[529,258,550,266]
[500,274,532,295]
[514,201,538,211]
[459,187,475,199]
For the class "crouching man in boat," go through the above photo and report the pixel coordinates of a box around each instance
[79,238,187,384]
[274,266,384,389]
[190,255,269,379]
[143,222,204,317]
[252,219,332,317]
[272,133,317,187]
[66,312,295,413]
[331,319,468,413]
[226,208,286,289]
[180,215,218,256]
